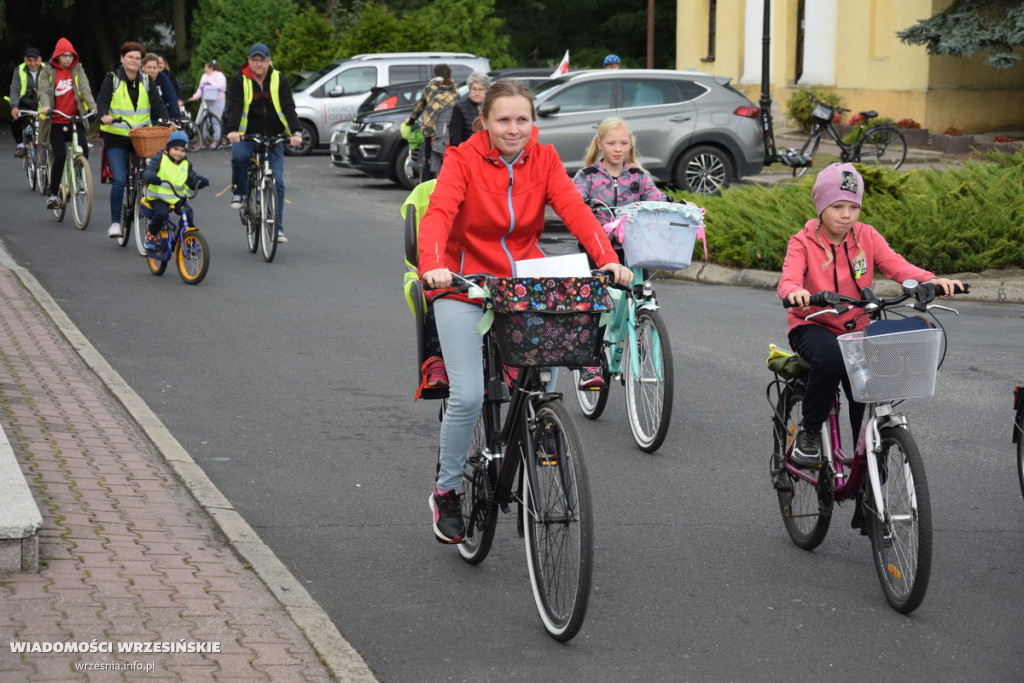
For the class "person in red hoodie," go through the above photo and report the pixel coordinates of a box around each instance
[418,79,632,544]
[37,37,96,211]
[777,163,961,468]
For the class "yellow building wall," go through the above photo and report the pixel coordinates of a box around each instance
[676,0,1024,133]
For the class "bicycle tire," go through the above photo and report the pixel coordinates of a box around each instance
[866,426,931,613]
[793,128,822,178]
[523,400,593,642]
[198,112,222,149]
[259,180,278,262]
[131,186,146,254]
[23,135,36,191]
[36,154,48,196]
[855,126,907,170]
[70,156,92,230]
[244,191,259,253]
[52,184,66,222]
[184,119,202,152]
[572,364,611,420]
[120,173,136,248]
[458,413,498,564]
[771,388,833,549]
[623,309,673,452]
[175,230,210,285]
[1018,421,1024,501]
[147,229,169,276]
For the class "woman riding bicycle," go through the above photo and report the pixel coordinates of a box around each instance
[418,79,632,544]
[37,37,96,211]
[777,162,960,468]
[96,41,170,239]
[187,61,226,149]
[572,117,666,388]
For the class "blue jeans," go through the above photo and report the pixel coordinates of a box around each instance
[106,144,128,223]
[231,140,285,229]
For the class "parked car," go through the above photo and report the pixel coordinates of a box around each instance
[330,80,429,172]
[488,67,561,92]
[532,69,764,194]
[289,52,490,156]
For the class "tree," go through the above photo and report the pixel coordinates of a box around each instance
[898,0,1024,68]
[338,2,417,56]
[190,0,297,83]
[275,6,339,74]
[410,0,514,67]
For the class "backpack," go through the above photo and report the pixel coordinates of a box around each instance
[431,105,453,155]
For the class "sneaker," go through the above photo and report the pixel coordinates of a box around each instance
[791,429,822,468]
[424,357,448,388]
[230,194,243,210]
[429,489,464,544]
[504,365,520,388]
[276,230,288,243]
[45,195,60,210]
[144,232,160,250]
[578,366,605,389]
[107,222,123,238]
[14,145,26,158]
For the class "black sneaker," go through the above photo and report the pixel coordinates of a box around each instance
[791,429,822,468]
[429,489,464,544]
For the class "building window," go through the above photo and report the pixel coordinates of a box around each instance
[702,0,717,63]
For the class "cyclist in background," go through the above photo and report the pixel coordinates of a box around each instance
[603,54,621,69]
[8,47,43,158]
[777,163,961,468]
[141,54,180,120]
[224,43,303,244]
[96,41,170,239]
[187,61,227,149]
[572,116,665,388]
[37,38,96,211]
[418,79,632,544]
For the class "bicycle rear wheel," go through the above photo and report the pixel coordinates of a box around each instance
[623,309,673,452]
[572,363,611,420]
[259,180,278,262]
[770,388,833,549]
[121,176,137,249]
[175,230,210,285]
[184,118,202,152]
[198,112,222,149]
[69,156,92,230]
[147,230,169,276]
[855,126,907,169]
[523,400,592,642]
[866,426,931,613]
[458,413,498,564]
[793,129,822,177]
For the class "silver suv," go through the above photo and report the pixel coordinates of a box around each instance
[288,52,490,155]
[532,69,764,194]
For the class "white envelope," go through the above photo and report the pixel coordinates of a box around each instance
[514,253,591,278]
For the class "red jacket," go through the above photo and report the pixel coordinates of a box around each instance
[418,127,618,281]
[777,220,936,336]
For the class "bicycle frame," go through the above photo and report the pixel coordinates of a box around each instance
[147,201,195,262]
[603,268,663,381]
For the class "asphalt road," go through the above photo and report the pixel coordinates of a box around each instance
[1,142,1021,681]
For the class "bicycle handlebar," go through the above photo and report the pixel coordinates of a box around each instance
[47,110,96,122]
[241,133,292,147]
[782,281,969,312]
[108,116,173,129]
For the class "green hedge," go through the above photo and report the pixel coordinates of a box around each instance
[669,153,1024,274]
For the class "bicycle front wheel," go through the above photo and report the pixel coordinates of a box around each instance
[523,400,592,642]
[793,130,822,177]
[866,426,931,613]
[24,140,36,191]
[770,388,833,549]
[198,113,222,148]
[458,413,498,564]
[855,126,907,169]
[70,156,92,230]
[121,178,137,249]
[623,310,673,452]
[572,364,611,420]
[130,181,147,254]
[176,230,210,285]
[259,181,278,262]
[36,156,48,197]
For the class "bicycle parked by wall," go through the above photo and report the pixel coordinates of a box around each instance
[421,273,599,641]
[46,109,95,230]
[789,94,907,177]
[767,280,967,613]
[238,133,289,263]
[143,181,210,285]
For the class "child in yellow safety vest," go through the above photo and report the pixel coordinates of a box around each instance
[142,131,208,248]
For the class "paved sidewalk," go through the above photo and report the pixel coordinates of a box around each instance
[0,259,374,681]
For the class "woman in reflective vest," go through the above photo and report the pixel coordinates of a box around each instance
[96,41,169,239]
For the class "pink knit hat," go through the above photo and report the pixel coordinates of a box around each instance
[812,163,863,216]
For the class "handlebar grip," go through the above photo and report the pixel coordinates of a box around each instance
[781,291,838,308]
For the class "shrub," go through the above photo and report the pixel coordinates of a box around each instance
[943,126,963,136]
[786,86,843,131]
[897,118,922,129]
[849,113,865,126]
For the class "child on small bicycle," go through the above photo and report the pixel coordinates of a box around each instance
[572,117,665,388]
[777,162,961,468]
[141,131,208,248]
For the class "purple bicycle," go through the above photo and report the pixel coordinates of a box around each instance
[767,280,967,613]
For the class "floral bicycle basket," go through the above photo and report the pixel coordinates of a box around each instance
[483,276,611,367]
[613,201,706,271]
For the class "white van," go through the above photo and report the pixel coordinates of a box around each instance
[288,52,491,155]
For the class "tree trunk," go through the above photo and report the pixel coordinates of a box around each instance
[173,0,188,69]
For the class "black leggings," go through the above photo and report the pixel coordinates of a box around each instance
[788,323,865,436]
[48,121,89,196]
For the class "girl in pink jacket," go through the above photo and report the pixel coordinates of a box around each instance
[776,163,960,468]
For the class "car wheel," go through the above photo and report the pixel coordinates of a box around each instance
[393,144,419,191]
[673,145,733,195]
[285,121,317,156]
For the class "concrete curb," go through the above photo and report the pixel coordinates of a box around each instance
[0,418,42,572]
[0,242,375,683]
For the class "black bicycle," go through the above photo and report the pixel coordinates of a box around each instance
[422,273,597,641]
[790,94,908,177]
[238,133,289,262]
[1014,384,1024,500]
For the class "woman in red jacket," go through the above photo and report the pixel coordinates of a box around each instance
[777,163,960,468]
[419,79,632,544]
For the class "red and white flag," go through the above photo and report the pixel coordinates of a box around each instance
[551,50,570,77]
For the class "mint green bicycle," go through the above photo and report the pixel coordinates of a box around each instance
[572,269,673,452]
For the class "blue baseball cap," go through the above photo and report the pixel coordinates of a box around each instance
[248,43,271,59]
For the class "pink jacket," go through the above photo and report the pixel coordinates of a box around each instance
[777,220,936,336]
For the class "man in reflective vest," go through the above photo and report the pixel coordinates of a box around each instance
[224,43,302,244]
[8,47,42,157]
